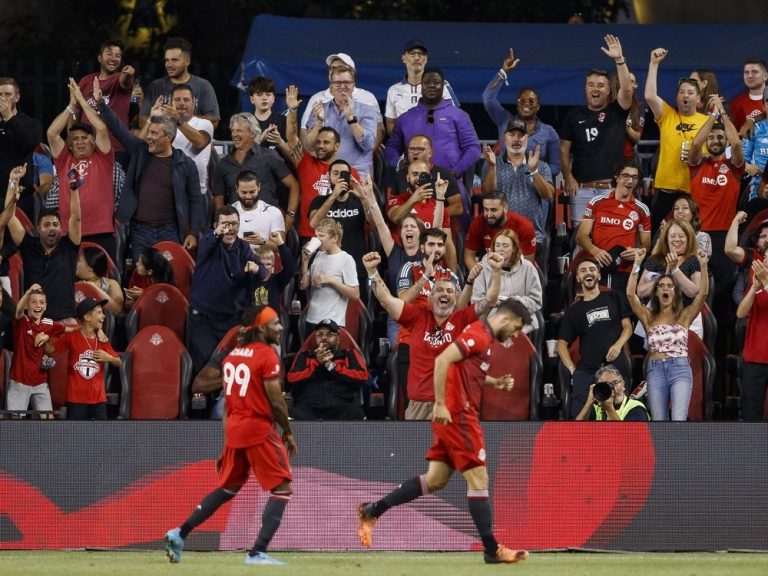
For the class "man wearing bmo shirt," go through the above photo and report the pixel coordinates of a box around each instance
[688,96,744,302]
[364,250,502,420]
[576,160,650,293]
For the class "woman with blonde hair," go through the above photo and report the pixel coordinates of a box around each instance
[470,229,542,332]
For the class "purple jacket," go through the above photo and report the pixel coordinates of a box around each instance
[385,99,480,178]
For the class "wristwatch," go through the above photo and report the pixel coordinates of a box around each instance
[326,361,337,372]
[286,210,296,218]
[346,116,358,125]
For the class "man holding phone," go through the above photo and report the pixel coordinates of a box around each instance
[308,159,374,298]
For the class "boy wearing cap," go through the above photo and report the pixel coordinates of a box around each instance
[6,284,67,417]
[54,297,121,420]
[287,318,368,420]
[385,39,458,135]
[47,77,117,257]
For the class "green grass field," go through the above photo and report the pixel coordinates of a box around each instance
[0,551,767,576]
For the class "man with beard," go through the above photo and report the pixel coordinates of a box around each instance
[688,94,744,302]
[77,40,134,168]
[213,113,299,228]
[384,39,458,135]
[187,206,266,377]
[556,256,633,419]
[286,318,368,420]
[165,306,296,566]
[141,84,213,200]
[386,68,480,223]
[140,37,219,128]
[644,48,709,233]
[48,78,117,258]
[363,249,502,420]
[560,35,632,226]
[575,365,648,421]
[482,119,554,248]
[6,164,81,321]
[730,58,768,137]
[725,212,768,302]
[463,190,536,270]
[231,170,285,251]
[576,160,650,293]
[482,49,560,175]
[356,300,530,565]
[389,134,463,219]
[397,228,459,307]
[304,65,378,178]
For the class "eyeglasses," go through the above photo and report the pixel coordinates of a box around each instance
[618,173,640,180]
[426,109,435,125]
[678,77,699,86]
[405,49,426,57]
[330,80,353,87]
[517,97,538,104]
[408,146,429,154]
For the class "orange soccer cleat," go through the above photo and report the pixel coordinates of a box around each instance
[484,544,530,564]
[357,503,378,548]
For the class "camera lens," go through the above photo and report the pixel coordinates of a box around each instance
[593,382,613,402]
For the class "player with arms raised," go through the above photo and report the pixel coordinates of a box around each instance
[164,305,296,566]
[357,294,532,564]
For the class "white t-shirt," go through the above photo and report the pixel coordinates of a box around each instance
[306,249,359,326]
[385,81,455,120]
[300,87,382,129]
[233,199,285,249]
[172,116,214,194]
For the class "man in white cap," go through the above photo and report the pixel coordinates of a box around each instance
[385,39,458,135]
[300,53,384,147]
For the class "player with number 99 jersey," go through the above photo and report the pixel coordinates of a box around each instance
[222,341,283,448]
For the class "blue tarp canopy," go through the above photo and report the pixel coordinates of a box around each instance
[235,15,768,107]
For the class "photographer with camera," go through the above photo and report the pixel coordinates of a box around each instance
[575,365,649,421]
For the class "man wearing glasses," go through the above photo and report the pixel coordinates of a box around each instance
[304,66,378,178]
[384,39,458,136]
[576,160,650,293]
[644,48,709,234]
[575,365,649,421]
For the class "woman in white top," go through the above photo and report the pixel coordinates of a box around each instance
[470,229,542,333]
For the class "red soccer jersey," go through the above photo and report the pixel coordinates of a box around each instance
[223,342,282,448]
[54,147,116,236]
[445,319,494,415]
[583,191,651,272]
[386,191,450,232]
[10,316,66,386]
[464,211,536,257]
[398,302,478,402]
[730,91,765,131]
[690,157,745,231]
[296,152,359,238]
[743,288,768,364]
[55,331,118,404]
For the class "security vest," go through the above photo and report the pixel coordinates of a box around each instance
[594,396,649,421]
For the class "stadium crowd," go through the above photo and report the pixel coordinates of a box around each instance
[1,32,767,422]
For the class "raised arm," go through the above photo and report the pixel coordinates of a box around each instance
[481,49,519,130]
[73,77,111,153]
[601,35,632,110]
[363,251,404,321]
[481,145,497,194]
[355,174,394,256]
[627,248,652,327]
[725,211,747,264]
[644,48,667,120]
[5,164,26,247]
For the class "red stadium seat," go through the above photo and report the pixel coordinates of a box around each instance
[480,333,542,421]
[125,283,188,343]
[153,241,195,297]
[8,253,23,302]
[298,300,373,365]
[687,331,714,421]
[15,206,33,231]
[0,349,9,410]
[118,326,192,419]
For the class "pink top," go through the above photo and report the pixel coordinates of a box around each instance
[647,324,688,358]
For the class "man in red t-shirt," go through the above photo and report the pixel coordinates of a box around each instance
[78,40,134,166]
[464,190,536,269]
[577,160,651,292]
[689,98,745,300]
[730,58,767,137]
[48,78,117,258]
[55,298,121,420]
[165,306,296,566]
[358,299,531,564]
[5,284,67,416]
[364,250,502,420]
[736,254,768,421]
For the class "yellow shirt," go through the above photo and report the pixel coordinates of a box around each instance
[655,101,709,193]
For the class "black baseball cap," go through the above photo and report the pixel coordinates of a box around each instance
[76,297,108,319]
[403,39,428,53]
[505,119,527,134]
[316,319,340,333]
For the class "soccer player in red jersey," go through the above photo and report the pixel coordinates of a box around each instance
[357,298,532,564]
[165,305,296,566]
